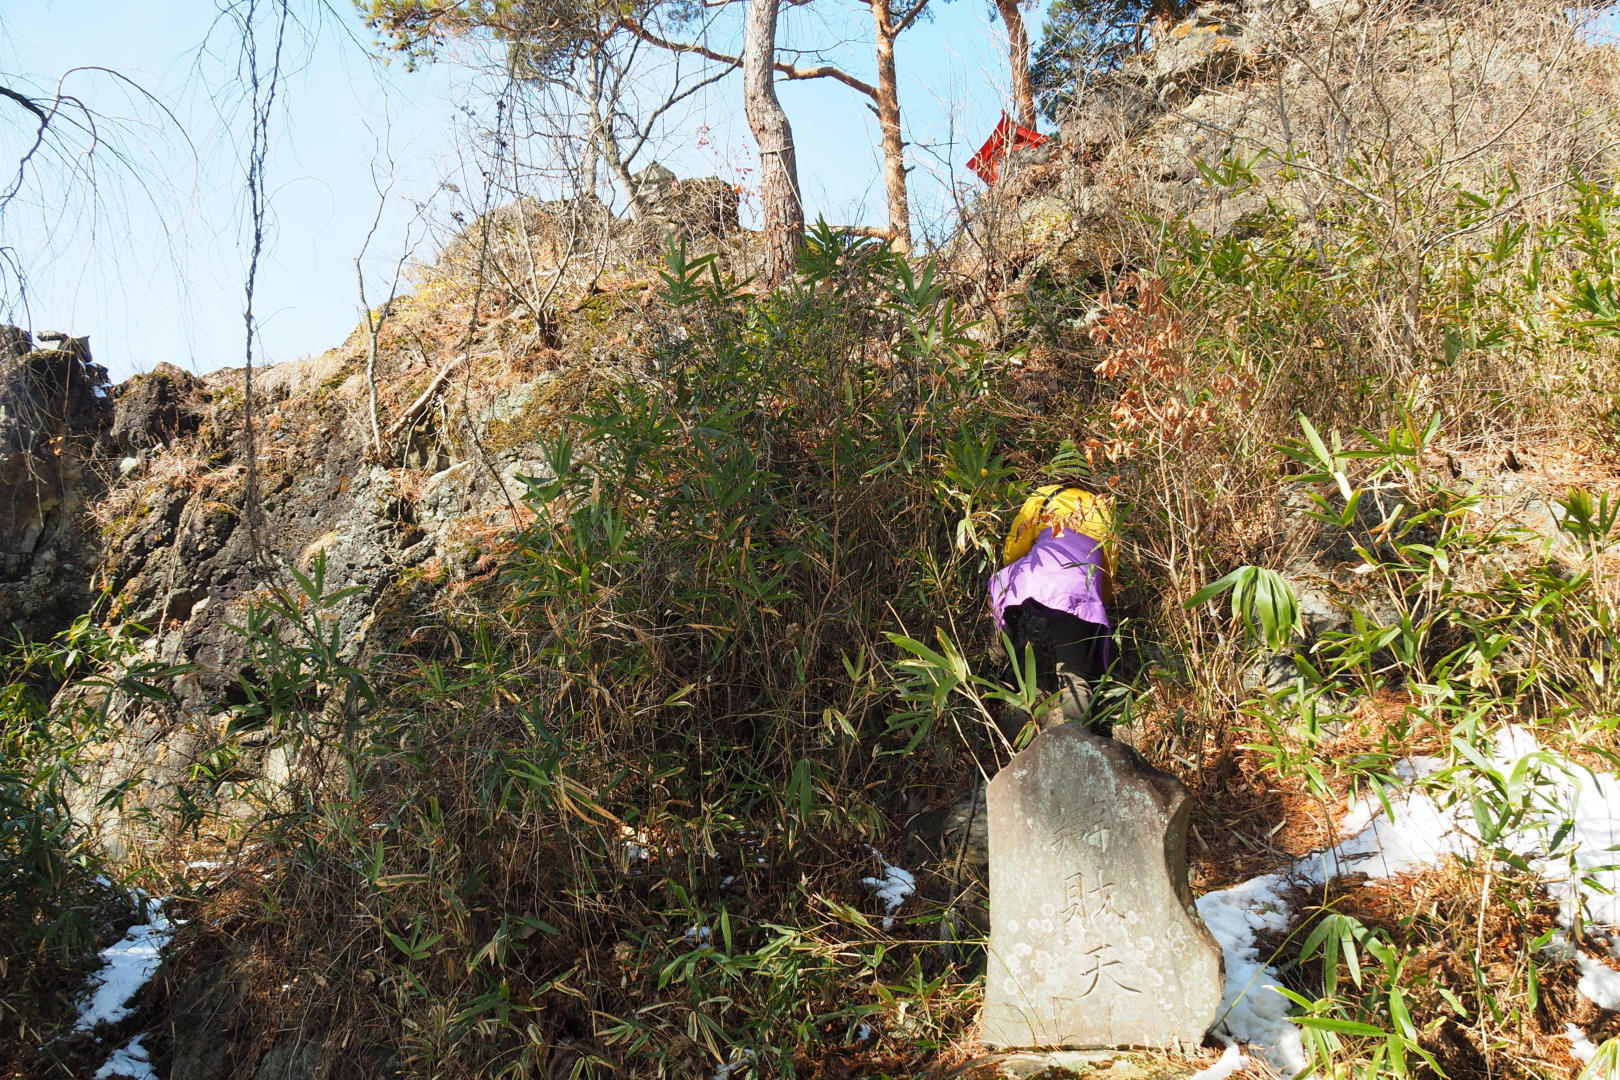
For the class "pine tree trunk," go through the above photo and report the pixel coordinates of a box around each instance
[870,0,911,253]
[743,0,804,285]
[995,0,1035,128]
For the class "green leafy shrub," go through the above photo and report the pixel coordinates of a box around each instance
[0,613,179,1065]
[155,231,1023,1078]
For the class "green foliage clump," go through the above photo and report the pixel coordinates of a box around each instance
[0,615,186,1065]
[144,228,1030,1077]
[1030,0,1190,119]
[997,159,1620,1073]
[1216,414,1620,1077]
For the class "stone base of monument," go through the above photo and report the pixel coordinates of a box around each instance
[981,725,1223,1050]
[950,1049,1200,1079]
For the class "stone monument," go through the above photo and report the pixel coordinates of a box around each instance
[982,725,1222,1049]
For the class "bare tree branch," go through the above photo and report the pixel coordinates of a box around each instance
[0,85,48,126]
[615,16,878,98]
[892,0,935,39]
[623,59,738,162]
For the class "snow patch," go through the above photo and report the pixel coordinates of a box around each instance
[860,848,915,930]
[1195,874,1301,1075]
[1293,785,1471,885]
[1196,777,1473,1074]
[1187,1042,1249,1080]
[1580,955,1620,1011]
[1195,726,1620,1070]
[1521,759,1620,930]
[1475,732,1620,1014]
[94,1035,157,1080]
[620,826,651,868]
[77,899,173,1030]
[1569,1023,1602,1064]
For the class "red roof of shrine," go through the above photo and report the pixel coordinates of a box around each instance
[967,114,1049,185]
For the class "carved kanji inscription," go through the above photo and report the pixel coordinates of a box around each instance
[981,726,1223,1049]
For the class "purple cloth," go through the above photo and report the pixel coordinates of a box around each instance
[989,527,1110,629]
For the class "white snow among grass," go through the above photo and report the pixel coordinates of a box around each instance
[1196,727,1620,1074]
[93,1035,157,1080]
[76,899,173,1030]
[1527,761,1620,930]
[1195,874,1304,1074]
[1186,1042,1248,1080]
[1580,955,1620,1011]
[619,826,651,868]
[1570,1023,1602,1064]
[1196,763,1476,1074]
[860,848,916,930]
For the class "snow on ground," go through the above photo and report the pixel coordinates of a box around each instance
[1528,760,1620,929]
[1186,1042,1248,1080]
[860,848,916,930]
[1570,1023,1602,1064]
[619,826,651,870]
[1195,765,1477,1074]
[93,1035,157,1080]
[1195,875,1305,1074]
[1581,955,1620,1011]
[1197,727,1620,1074]
[76,898,173,1030]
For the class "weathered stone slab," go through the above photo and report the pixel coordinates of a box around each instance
[983,726,1221,1049]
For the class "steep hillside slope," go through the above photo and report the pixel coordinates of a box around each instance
[7,1,1620,1077]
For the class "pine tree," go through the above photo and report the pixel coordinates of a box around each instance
[1029,0,1188,119]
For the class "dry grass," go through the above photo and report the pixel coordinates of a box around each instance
[1283,862,1579,1078]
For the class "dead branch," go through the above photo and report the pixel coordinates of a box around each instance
[615,16,878,98]
[388,355,468,437]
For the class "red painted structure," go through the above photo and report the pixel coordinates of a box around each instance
[967,114,1049,184]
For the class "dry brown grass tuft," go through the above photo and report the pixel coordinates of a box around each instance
[90,444,245,539]
[1285,862,1581,1078]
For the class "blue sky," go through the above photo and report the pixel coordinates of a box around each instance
[1,0,1031,379]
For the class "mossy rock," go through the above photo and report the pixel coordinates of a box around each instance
[481,375,562,455]
[563,291,643,353]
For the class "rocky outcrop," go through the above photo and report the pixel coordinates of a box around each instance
[1139,2,1265,103]
[466,167,742,286]
[632,161,740,238]
[0,165,751,866]
[107,363,205,456]
[64,344,566,860]
[0,340,223,642]
[0,328,112,638]
[55,259,625,864]
[0,324,30,359]
[957,0,1615,296]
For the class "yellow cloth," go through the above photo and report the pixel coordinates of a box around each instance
[1001,485,1117,600]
